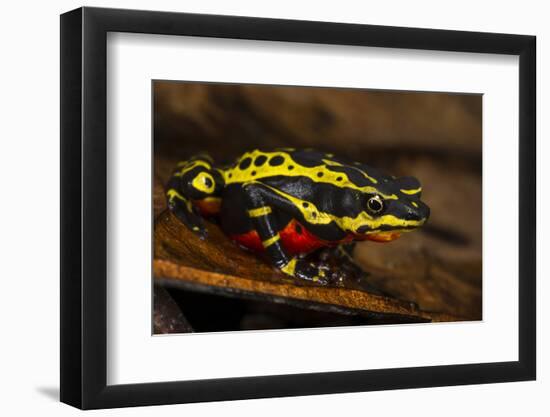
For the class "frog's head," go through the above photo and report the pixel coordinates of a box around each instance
[353,175,430,242]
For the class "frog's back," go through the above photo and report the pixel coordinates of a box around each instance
[224,149,390,199]
[228,149,349,180]
[223,149,314,184]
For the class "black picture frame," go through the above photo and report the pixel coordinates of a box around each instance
[60,6,536,410]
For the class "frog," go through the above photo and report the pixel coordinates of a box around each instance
[165,149,430,285]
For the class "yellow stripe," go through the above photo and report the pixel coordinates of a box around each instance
[262,234,280,248]
[322,158,378,184]
[280,258,297,276]
[166,189,193,211]
[400,187,422,195]
[166,188,186,203]
[223,150,398,199]
[248,206,272,218]
[174,160,211,177]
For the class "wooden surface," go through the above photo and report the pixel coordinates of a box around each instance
[154,210,460,323]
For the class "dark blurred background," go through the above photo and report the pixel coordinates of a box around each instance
[153,81,482,332]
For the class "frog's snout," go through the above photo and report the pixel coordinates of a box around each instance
[406,200,430,223]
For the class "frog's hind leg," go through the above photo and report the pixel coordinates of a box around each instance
[241,181,332,285]
[166,155,225,238]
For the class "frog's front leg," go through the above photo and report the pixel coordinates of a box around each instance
[241,182,331,285]
[166,186,208,238]
[166,156,224,239]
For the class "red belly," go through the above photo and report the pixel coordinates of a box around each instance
[230,219,349,255]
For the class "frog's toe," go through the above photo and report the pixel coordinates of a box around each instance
[293,261,330,286]
[327,268,348,287]
[191,224,208,240]
[309,262,350,287]
[186,216,208,239]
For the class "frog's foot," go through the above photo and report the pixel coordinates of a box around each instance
[308,247,388,294]
[278,257,337,286]
[168,198,208,239]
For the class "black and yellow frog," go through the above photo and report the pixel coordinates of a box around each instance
[166,149,430,285]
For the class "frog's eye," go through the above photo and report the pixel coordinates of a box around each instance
[366,195,385,215]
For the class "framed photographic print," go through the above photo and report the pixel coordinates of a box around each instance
[60,6,536,409]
